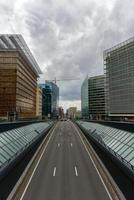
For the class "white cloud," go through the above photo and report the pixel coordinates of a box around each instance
[0,0,134,110]
[60,100,81,112]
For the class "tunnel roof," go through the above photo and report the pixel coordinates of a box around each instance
[77,121,134,172]
[0,122,52,171]
[0,34,42,76]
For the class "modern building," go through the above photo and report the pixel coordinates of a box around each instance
[40,81,59,118]
[88,75,106,120]
[36,86,42,119]
[49,81,59,118]
[81,75,106,120]
[58,107,64,119]
[104,36,134,120]
[41,83,51,118]
[67,107,77,119]
[75,110,81,119]
[81,77,89,119]
[0,34,41,120]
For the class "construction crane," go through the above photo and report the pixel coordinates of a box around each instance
[45,77,80,84]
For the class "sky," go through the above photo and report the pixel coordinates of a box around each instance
[0,0,134,110]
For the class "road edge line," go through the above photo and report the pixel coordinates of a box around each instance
[7,122,58,200]
[71,121,126,200]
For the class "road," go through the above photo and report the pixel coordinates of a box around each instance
[19,120,113,200]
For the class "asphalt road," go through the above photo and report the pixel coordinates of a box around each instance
[19,121,112,200]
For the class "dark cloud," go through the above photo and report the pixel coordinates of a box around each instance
[0,0,134,109]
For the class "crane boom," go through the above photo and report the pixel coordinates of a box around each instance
[45,78,80,84]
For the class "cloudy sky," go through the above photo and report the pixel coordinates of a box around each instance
[0,0,134,110]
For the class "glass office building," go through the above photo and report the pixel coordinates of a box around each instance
[40,82,59,118]
[0,34,41,120]
[50,81,59,117]
[40,84,51,118]
[88,75,105,120]
[104,36,134,120]
[81,77,89,119]
[81,75,105,119]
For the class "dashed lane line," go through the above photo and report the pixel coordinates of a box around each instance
[58,143,60,147]
[53,167,56,177]
[74,166,78,177]
[19,123,58,200]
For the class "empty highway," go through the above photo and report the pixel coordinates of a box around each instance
[14,121,119,200]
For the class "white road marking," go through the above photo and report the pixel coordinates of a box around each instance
[71,122,113,200]
[53,167,56,176]
[58,143,60,147]
[70,143,73,147]
[19,123,58,200]
[75,166,78,176]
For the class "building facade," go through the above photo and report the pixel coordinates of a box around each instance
[75,110,81,119]
[104,37,134,120]
[49,81,59,117]
[40,82,59,118]
[67,107,77,119]
[81,75,106,120]
[81,77,89,119]
[36,86,42,118]
[58,107,64,119]
[88,75,106,120]
[41,83,52,118]
[0,34,41,120]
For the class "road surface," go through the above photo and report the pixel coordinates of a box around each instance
[19,121,113,200]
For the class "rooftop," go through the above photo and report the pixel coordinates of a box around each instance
[103,36,134,59]
[0,34,42,76]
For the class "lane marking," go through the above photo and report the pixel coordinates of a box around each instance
[53,167,56,176]
[74,166,78,176]
[20,123,58,200]
[70,143,73,147]
[71,122,113,200]
[58,143,60,147]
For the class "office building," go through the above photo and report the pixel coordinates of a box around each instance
[0,34,41,120]
[58,107,64,119]
[75,110,81,119]
[40,83,51,118]
[81,77,89,119]
[67,107,77,119]
[36,86,42,118]
[40,82,59,118]
[81,75,105,120]
[88,75,105,120]
[104,36,134,120]
[49,81,59,117]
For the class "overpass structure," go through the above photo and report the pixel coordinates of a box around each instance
[5,121,125,200]
[2,119,133,199]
